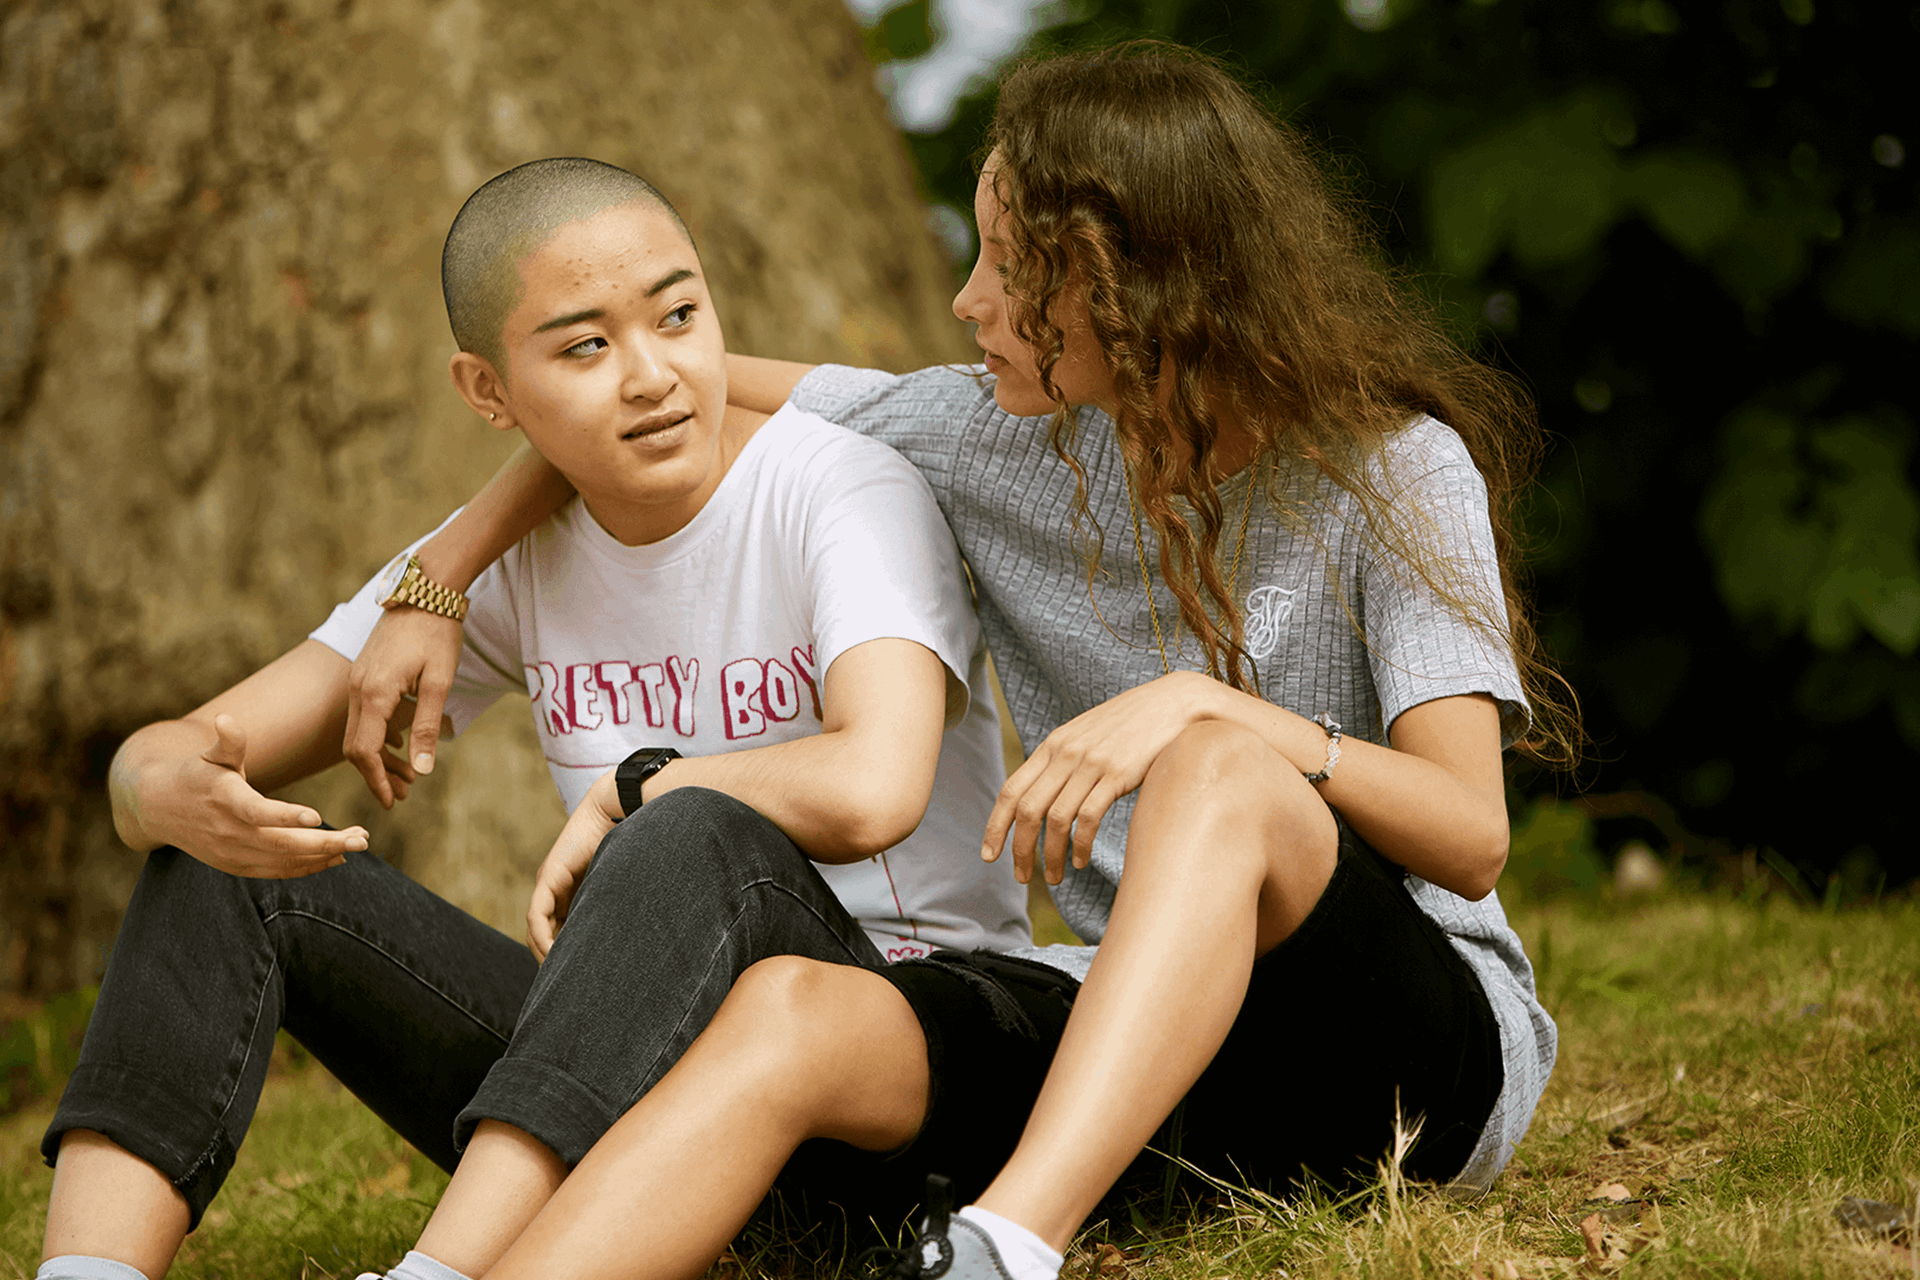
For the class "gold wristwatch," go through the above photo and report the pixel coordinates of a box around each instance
[374,553,470,621]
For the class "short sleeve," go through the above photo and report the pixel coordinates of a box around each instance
[789,427,982,727]
[307,513,527,737]
[1360,419,1530,745]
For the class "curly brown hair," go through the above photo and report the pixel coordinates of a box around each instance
[985,40,1579,766]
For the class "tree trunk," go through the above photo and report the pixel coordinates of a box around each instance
[0,0,971,997]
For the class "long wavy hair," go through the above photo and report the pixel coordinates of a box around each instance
[986,41,1579,766]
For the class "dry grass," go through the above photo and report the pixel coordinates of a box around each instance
[2,892,1916,1278]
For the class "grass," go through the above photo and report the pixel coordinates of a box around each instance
[3,889,1917,1278]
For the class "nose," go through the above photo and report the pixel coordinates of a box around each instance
[952,258,989,326]
[623,338,676,402]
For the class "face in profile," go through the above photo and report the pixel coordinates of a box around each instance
[952,156,1116,418]
[487,200,732,545]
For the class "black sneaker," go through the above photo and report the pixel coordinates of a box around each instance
[860,1176,1018,1280]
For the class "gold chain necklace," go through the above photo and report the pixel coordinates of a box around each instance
[1124,464,1258,676]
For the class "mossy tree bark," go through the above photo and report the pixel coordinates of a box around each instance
[0,0,970,996]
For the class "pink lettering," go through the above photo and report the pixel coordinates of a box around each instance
[665,655,700,737]
[566,663,604,731]
[528,662,569,736]
[595,661,635,724]
[721,657,768,740]
[790,645,822,721]
[633,663,668,729]
[761,658,800,722]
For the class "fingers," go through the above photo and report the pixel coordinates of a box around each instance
[409,666,453,776]
[527,884,556,960]
[343,670,401,809]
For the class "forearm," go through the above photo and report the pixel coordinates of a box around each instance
[1189,679,1508,898]
[414,443,574,591]
[726,354,816,415]
[625,728,935,863]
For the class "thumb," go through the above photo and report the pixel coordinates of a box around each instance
[202,713,249,778]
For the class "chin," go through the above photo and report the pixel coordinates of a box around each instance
[990,381,1054,419]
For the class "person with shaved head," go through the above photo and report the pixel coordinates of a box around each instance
[34,157,1028,1280]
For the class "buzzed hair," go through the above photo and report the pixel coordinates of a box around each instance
[442,157,691,377]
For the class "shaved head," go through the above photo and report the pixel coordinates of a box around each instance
[443,157,691,378]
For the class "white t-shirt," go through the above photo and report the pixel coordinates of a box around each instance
[312,403,1030,960]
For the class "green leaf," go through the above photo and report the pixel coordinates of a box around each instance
[1630,149,1746,256]
[1700,409,1920,655]
[1824,220,1920,339]
[868,0,934,63]
[1426,91,1632,277]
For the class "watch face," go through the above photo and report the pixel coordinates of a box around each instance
[374,554,413,605]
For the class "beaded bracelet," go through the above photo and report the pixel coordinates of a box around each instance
[1302,712,1342,784]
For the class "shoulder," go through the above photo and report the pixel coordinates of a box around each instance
[1366,414,1489,503]
[759,403,932,488]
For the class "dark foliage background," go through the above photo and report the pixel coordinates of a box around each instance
[866,0,1919,893]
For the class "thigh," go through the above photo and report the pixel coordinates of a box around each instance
[1160,828,1504,1196]
[769,951,1081,1241]
[460,789,889,1164]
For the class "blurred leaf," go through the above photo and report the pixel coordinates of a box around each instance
[1630,149,1746,256]
[1701,408,1920,655]
[866,0,935,64]
[1824,219,1920,339]
[1428,91,1631,277]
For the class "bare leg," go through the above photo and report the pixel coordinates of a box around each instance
[42,1131,191,1280]
[485,956,930,1280]
[411,1122,567,1277]
[977,721,1338,1249]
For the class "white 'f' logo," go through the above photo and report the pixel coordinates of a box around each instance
[1243,585,1295,660]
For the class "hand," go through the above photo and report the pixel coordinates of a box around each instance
[526,773,624,960]
[981,672,1218,885]
[344,606,465,807]
[148,715,370,877]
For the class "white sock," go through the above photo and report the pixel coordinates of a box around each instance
[386,1252,474,1280]
[957,1206,1062,1280]
[37,1258,148,1280]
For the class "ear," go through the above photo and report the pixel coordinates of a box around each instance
[449,351,514,430]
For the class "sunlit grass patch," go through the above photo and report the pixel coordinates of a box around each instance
[1,894,1915,1278]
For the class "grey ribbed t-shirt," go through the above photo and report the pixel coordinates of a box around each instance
[792,362,1555,1189]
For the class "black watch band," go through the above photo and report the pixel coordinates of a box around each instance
[615,747,681,818]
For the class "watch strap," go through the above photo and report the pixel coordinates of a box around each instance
[615,747,682,817]
[388,555,471,621]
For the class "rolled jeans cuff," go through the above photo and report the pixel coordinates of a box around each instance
[46,1063,240,1230]
[454,1055,622,1167]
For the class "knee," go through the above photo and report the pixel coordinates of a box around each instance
[724,955,851,1033]
[1149,721,1284,801]
[594,787,791,879]
[1145,721,1332,836]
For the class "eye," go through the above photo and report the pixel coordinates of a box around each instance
[563,336,608,358]
[664,303,696,328]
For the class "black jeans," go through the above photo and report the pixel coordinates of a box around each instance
[44,788,882,1229]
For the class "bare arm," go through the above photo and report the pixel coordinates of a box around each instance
[526,637,948,957]
[111,639,373,876]
[989,675,1508,902]
[726,354,816,414]
[342,443,575,803]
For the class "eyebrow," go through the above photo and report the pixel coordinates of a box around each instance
[531,267,699,333]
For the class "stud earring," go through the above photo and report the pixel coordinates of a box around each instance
[489,412,498,421]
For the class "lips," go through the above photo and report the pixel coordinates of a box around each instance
[622,411,690,441]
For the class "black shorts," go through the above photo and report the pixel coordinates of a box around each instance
[765,827,1503,1239]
